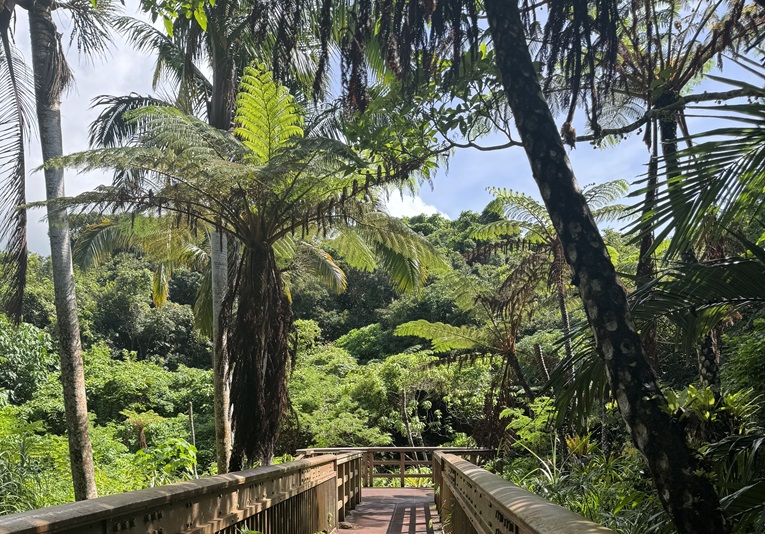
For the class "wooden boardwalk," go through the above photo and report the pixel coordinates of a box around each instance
[341,488,442,533]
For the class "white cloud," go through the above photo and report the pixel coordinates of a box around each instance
[382,193,448,219]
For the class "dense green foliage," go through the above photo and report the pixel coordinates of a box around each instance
[2,0,765,529]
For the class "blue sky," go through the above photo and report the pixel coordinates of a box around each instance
[12,4,743,253]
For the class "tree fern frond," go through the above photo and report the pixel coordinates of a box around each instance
[234,66,303,163]
[394,320,484,352]
[330,227,378,272]
[583,179,629,209]
[469,220,520,240]
[301,242,347,294]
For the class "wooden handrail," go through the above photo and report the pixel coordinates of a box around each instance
[297,447,494,488]
[0,452,363,534]
[433,452,615,534]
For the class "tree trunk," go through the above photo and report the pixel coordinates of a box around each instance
[28,5,97,501]
[659,107,723,390]
[229,243,292,467]
[483,2,727,532]
[210,230,231,472]
[636,136,659,373]
[552,240,574,362]
[505,348,535,401]
[206,30,237,472]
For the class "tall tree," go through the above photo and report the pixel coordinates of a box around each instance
[48,66,445,465]
[1,0,114,500]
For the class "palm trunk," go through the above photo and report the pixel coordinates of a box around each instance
[206,29,237,472]
[29,5,97,501]
[483,2,727,532]
[210,230,231,472]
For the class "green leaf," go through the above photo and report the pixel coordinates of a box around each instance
[193,6,207,31]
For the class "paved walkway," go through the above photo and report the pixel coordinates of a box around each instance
[342,488,442,533]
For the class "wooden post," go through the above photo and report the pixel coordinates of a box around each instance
[399,451,406,488]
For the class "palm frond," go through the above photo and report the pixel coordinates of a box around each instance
[632,258,765,320]
[629,74,765,259]
[0,39,33,320]
[89,93,172,148]
[72,218,135,269]
[113,16,212,98]
[58,0,118,58]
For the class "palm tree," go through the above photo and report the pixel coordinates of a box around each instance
[47,66,445,465]
[1,0,115,500]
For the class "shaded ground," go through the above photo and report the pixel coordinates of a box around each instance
[343,488,442,533]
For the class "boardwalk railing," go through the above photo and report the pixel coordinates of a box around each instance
[297,447,493,488]
[0,452,362,534]
[433,452,615,534]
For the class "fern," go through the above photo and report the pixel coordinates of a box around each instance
[394,320,484,353]
[235,66,303,163]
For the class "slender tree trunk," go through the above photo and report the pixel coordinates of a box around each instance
[28,5,97,501]
[552,240,574,362]
[483,2,727,532]
[636,132,659,373]
[210,230,231,472]
[206,32,237,472]
[505,348,535,400]
[534,343,550,381]
[659,106,723,390]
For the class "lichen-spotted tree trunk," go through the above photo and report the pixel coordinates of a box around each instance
[29,2,97,500]
[210,230,231,472]
[483,1,727,531]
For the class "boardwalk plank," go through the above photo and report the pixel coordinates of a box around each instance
[342,488,442,533]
